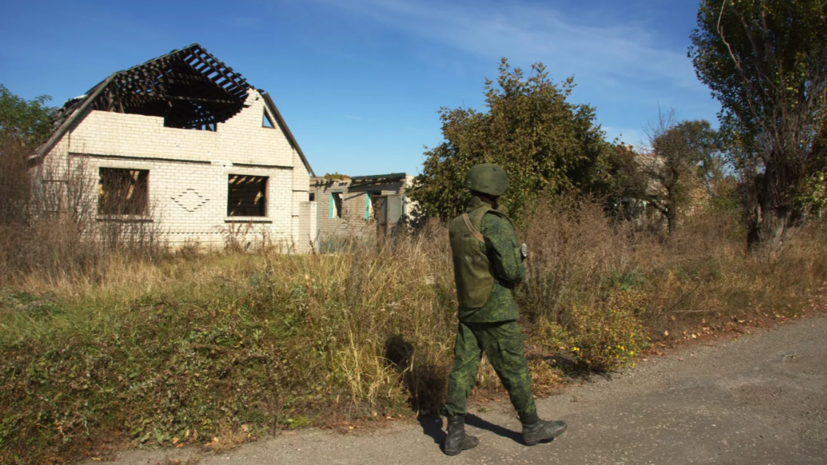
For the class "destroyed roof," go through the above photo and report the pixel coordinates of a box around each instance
[350,173,407,184]
[31,43,314,175]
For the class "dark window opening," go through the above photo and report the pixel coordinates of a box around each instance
[366,191,381,220]
[228,175,267,216]
[331,192,343,218]
[98,168,149,215]
[309,192,316,202]
[263,110,275,129]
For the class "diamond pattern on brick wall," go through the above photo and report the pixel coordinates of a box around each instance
[172,188,209,213]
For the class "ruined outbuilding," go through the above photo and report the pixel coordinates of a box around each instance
[30,44,316,251]
[310,173,415,247]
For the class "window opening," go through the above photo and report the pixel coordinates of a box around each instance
[309,192,316,202]
[227,175,267,216]
[98,168,149,215]
[366,191,380,220]
[263,109,275,129]
[330,192,343,218]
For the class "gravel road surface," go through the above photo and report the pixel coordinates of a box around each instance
[101,312,827,465]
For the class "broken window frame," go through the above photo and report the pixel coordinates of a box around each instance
[330,192,343,219]
[97,168,150,217]
[227,174,268,217]
[366,191,381,221]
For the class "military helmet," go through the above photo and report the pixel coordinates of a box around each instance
[464,163,510,196]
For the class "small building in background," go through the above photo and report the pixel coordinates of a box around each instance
[29,44,317,252]
[310,173,415,248]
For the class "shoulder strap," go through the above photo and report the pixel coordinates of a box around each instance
[462,213,485,243]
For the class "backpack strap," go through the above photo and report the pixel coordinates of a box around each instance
[462,213,485,243]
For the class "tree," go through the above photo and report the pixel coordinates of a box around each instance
[409,59,611,220]
[0,84,54,152]
[610,112,722,234]
[689,0,827,247]
[0,85,56,224]
[646,115,722,234]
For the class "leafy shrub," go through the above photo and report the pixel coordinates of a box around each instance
[566,289,650,371]
[535,289,650,372]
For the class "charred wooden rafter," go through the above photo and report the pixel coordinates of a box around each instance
[49,43,251,132]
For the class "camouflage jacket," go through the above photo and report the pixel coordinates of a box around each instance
[457,197,526,323]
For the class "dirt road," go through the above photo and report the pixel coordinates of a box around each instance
[104,312,827,465]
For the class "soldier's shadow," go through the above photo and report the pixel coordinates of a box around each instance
[417,413,523,448]
[384,334,524,448]
[417,415,446,448]
[465,413,523,443]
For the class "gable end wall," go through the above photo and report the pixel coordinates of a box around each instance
[39,89,314,252]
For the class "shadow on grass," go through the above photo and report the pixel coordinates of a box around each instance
[384,334,448,414]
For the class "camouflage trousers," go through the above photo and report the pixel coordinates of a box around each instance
[443,320,537,417]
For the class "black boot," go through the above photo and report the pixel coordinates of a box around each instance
[444,415,480,456]
[519,411,567,446]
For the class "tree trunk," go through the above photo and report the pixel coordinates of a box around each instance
[747,206,790,250]
[746,173,791,250]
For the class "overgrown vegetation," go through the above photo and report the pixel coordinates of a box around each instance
[3,199,826,463]
[408,60,738,236]
[0,86,166,289]
[611,111,725,235]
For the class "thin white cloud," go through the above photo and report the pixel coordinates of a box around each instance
[314,0,705,92]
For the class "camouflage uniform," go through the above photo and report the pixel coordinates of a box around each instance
[443,196,537,417]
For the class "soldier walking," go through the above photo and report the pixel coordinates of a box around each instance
[442,163,567,455]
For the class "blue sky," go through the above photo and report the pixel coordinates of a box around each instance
[0,0,719,176]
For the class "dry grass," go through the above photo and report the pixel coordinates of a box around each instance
[519,197,827,365]
[0,148,166,289]
[2,197,826,464]
[0,224,458,463]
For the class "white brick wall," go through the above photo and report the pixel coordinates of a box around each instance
[297,201,317,252]
[41,89,313,251]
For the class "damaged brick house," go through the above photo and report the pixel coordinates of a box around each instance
[310,173,415,246]
[29,44,316,251]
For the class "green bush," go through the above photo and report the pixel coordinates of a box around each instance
[536,289,650,372]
